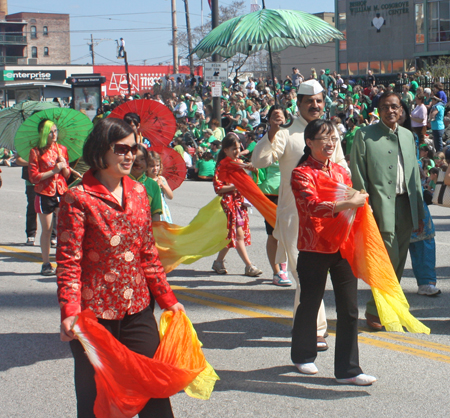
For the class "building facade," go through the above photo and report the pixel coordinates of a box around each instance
[335,0,450,77]
[0,9,70,66]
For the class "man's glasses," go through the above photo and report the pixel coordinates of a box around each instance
[111,143,138,156]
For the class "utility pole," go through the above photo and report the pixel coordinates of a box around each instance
[211,0,221,123]
[124,50,132,97]
[90,34,95,65]
[183,0,195,75]
[171,0,179,74]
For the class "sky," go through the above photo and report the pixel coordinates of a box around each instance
[7,0,335,67]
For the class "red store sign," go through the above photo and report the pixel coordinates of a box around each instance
[94,65,203,96]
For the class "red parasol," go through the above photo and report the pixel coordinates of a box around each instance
[150,145,187,191]
[107,99,176,147]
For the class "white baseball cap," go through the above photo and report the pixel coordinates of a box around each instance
[297,79,324,95]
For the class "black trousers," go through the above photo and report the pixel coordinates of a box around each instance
[70,304,174,418]
[291,251,362,379]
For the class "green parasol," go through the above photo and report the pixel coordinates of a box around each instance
[14,108,93,162]
[191,8,345,59]
[0,100,59,149]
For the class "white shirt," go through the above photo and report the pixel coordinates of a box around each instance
[174,101,187,118]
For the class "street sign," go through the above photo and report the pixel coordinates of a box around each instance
[204,63,228,82]
[211,81,222,97]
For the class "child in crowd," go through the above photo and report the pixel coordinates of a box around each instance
[212,133,263,277]
[129,144,162,222]
[427,167,440,192]
[147,151,173,223]
[195,151,216,181]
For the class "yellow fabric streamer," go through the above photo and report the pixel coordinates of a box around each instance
[159,311,220,400]
[153,196,230,273]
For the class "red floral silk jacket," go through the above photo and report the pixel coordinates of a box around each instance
[291,156,352,254]
[28,143,69,196]
[56,169,177,321]
[213,161,251,248]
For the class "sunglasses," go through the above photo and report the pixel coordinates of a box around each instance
[111,143,138,156]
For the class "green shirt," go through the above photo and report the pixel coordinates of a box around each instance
[196,159,216,177]
[129,173,162,215]
[253,161,280,195]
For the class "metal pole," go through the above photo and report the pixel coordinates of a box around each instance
[171,0,179,74]
[211,0,221,123]
[90,34,95,65]
[261,0,277,105]
[184,0,195,75]
[124,51,131,96]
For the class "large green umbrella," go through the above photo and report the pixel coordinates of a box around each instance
[191,8,345,59]
[14,108,93,162]
[0,100,59,149]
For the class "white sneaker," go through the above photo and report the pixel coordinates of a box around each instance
[336,373,377,386]
[295,363,318,375]
[417,284,441,296]
[273,272,292,286]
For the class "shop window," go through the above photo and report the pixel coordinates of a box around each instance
[44,47,49,56]
[415,4,424,44]
[381,61,392,74]
[31,46,37,58]
[30,26,36,39]
[404,59,416,72]
[43,26,48,36]
[359,62,368,75]
[338,13,347,50]
[392,60,404,74]
[428,1,450,43]
[369,62,381,74]
[348,63,358,76]
[339,63,348,76]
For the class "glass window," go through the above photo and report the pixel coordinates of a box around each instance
[369,61,381,74]
[428,1,450,43]
[441,1,450,42]
[381,61,392,74]
[43,26,48,36]
[405,59,416,72]
[348,63,358,76]
[30,26,36,39]
[31,46,37,58]
[359,62,368,75]
[338,13,347,50]
[44,47,49,56]
[415,4,424,44]
[393,60,404,73]
[339,63,348,76]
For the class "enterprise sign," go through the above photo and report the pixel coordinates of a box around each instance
[0,70,67,82]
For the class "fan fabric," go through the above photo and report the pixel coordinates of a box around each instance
[72,309,219,418]
[150,145,187,191]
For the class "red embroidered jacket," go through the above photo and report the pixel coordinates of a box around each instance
[291,156,352,254]
[28,143,69,196]
[56,169,177,321]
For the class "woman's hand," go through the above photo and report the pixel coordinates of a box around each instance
[53,161,66,173]
[166,302,185,313]
[60,316,77,342]
[349,191,369,207]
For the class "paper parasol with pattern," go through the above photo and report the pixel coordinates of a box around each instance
[107,99,176,147]
[14,108,93,162]
[149,145,187,191]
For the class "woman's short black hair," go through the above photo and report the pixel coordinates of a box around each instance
[124,112,141,126]
[83,118,136,170]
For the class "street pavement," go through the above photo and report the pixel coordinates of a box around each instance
[1,166,450,418]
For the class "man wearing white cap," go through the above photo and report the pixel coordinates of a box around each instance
[252,79,347,351]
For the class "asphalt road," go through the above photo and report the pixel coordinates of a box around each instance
[1,166,450,418]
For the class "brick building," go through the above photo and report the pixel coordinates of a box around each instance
[0,0,70,66]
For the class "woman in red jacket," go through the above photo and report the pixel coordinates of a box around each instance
[290,119,376,386]
[28,119,70,276]
[57,118,184,418]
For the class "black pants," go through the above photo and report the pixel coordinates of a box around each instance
[70,305,174,418]
[291,251,362,379]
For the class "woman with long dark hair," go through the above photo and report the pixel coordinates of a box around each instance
[290,119,376,385]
